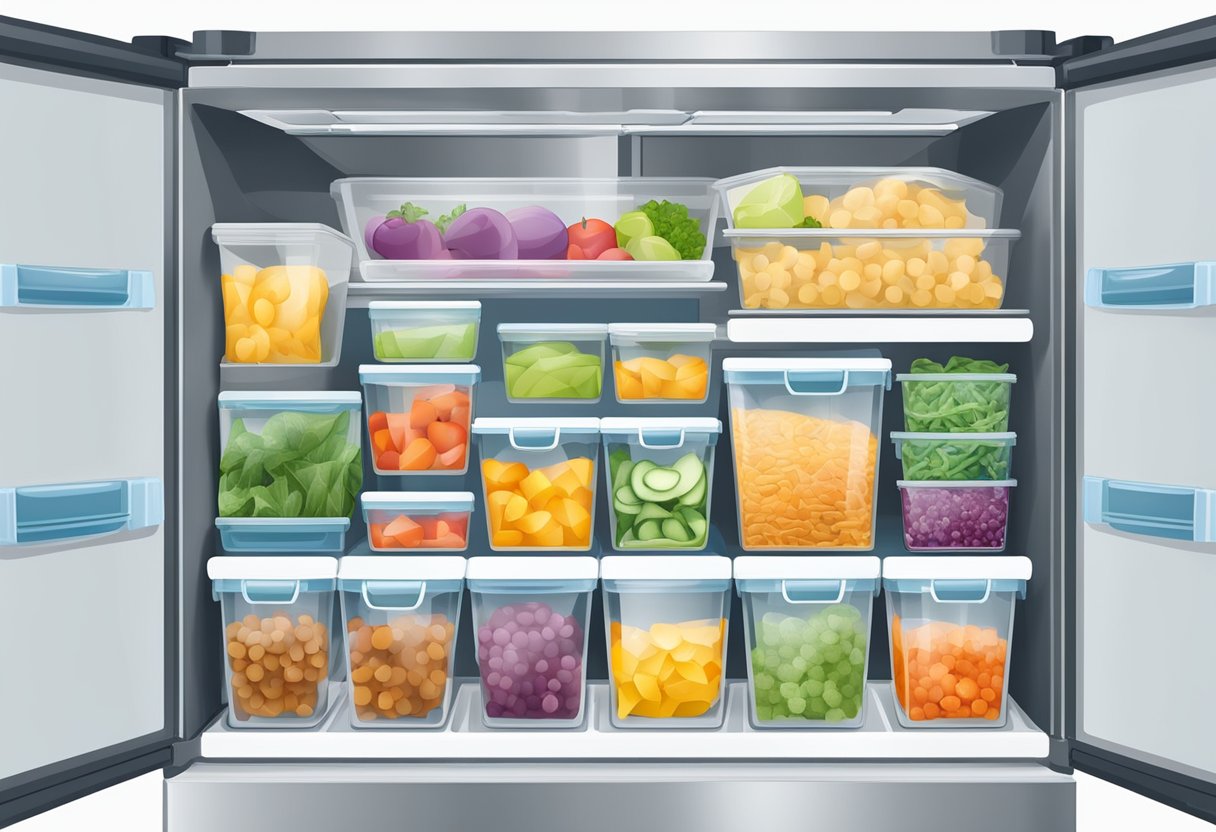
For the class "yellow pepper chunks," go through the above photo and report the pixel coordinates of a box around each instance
[610,618,727,720]
[483,457,595,549]
[221,263,329,363]
[732,408,878,549]
[614,354,709,401]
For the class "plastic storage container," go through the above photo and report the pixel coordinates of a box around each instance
[368,301,481,362]
[472,418,599,551]
[883,556,1031,728]
[898,371,1016,433]
[608,323,716,403]
[601,555,732,728]
[330,177,718,282]
[713,167,1005,231]
[212,224,354,367]
[216,392,363,552]
[891,432,1016,481]
[735,556,880,729]
[207,556,338,728]
[724,230,1018,311]
[497,324,607,403]
[359,365,480,475]
[361,492,474,552]
[722,357,891,551]
[466,556,598,728]
[338,556,465,728]
[898,480,1015,551]
[600,417,721,551]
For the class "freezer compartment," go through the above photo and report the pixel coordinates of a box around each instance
[212,224,353,367]
[330,177,717,282]
[714,166,1005,231]
[727,230,1018,311]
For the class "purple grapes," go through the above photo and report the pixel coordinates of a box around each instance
[900,484,1009,550]
[476,601,585,721]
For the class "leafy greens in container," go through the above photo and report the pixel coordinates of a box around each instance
[899,356,1016,433]
[218,410,363,518]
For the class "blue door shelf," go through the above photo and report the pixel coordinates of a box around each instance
[1085,262,1216,310]
[1083,476,1216,543]
[0,477,163,545]
[0,264,155,309]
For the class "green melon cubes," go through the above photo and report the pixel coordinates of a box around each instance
[750,604,867,723]
[504,341,603,401]
[373,323,477,361]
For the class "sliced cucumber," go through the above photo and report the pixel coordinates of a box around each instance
[630,460,669,502]
[613,458,635,491]
[635,519,663,541]
[641,466,681,494]
[670,453,705,499]
[615,485,642,506]
[636,503,672,523]
[684,511,708,541]
[614,493,643,516]
[661,518,693,542]
[678,471,707,507]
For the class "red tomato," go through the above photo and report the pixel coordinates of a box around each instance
[567,218,616,259]
[596,247,633,261]
[566,243,586,260]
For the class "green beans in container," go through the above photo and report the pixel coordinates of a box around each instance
[897,357,1016,433]
[891,432,1016,481]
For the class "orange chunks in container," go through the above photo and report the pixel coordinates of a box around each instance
[221,264,328,364]
[368,386,471,473]
[731,408,878,549]
[890,615,1007,722]
[614,354,709,401]
[347,613,455,721]
[224,613,328,720]
[610,618,726,719]
[368,513,469,550]
[482,457,595,549]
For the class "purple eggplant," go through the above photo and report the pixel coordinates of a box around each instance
[365,203,446,260]
[505,205,568,260]
[443,207,518,260]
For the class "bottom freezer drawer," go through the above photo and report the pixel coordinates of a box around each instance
[166,761,1074,832]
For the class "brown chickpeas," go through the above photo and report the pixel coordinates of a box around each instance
[347,613,455,722]
[225,613,328,720]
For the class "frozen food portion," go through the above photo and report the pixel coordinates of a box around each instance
[614,354,709,401]
[900,482,1012,550]
[476,601,586,720]
[218,410,362,519]
[482,457,595,549]
[894,433,1014,481]
[901,357,1014,432]
[368,514,469,550]
[504,341,602,401]
[610,618,726,720]
[367,386,471,473]
[225,613,329,720]
[373,323,478,361]
[221,264,329,363]
[608,449,709,549]
[891,616,1007,722]
[347,613,455,721]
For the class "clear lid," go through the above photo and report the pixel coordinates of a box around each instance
[217,391,362,412]
[600,555,731,581]
[608,322,717,342]
[368,301,481,311]
[360,492,475,512]
[358,364,481,384]
[897,373,1017,383]
[897,479,1017,489]
[497,323,608,338]
[723,357,891,390]
[466,556,598,582]
[338,556,466,582]
[891,432,1016,443]
[881,555,1032,581]
[722,228,1021,241]
[214,517,350,529]
[472,417,599,435]
[211,222,354,249]
[599,417,721,436]
[734,556,880,581]
[207,556,338,580]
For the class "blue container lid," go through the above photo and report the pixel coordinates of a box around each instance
[359,364,481,385]
[361,492,475,513]
[218,391,362,413]
[466,556,598,594]
[722,357,891,391]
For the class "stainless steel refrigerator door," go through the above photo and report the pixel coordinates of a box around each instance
[0,16,182,827]
[1067,16,1216,824]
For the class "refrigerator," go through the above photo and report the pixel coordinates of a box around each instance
[2,15,1216,831]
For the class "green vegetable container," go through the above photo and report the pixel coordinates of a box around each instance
[216,391,363,552]
[891,432,1016,481]
[600,417,721,551]
[498,323,607,403]
[899,357,1016,433]
[368,300,480,362]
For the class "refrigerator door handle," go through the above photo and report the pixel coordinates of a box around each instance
[0,264,155,309]
[1085,262,1216,310]
[0,477,163,545]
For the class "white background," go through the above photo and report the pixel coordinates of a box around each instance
[6,0,1216,830]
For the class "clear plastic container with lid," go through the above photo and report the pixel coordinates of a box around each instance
[735,556,880,729]
[368,301,481,363]
[601,555,732,728]
[883,556,1031,728]
[599,417,721,551]
[359,365,480,476]
[215,392,363,552]
[472,418,600,551]
[898,370,1016,433]
[722,357,890,551]
[608,323,716,403]
[891,432,1016,481]
[207,556,338,728]
[898,479,1016,551]
[466,556,598,728]
[338,556,465,728]
[211,223,353,367]
[498,323,608,403]
[361,492,474,552]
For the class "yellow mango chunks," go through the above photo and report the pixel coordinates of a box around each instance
[614,354,709,401]
[610,618,727,720]
[483,457,595,549]
[221,263,329,363]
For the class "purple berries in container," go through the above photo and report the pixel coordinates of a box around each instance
[465,556,598,728]
[898,480,1015,551]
